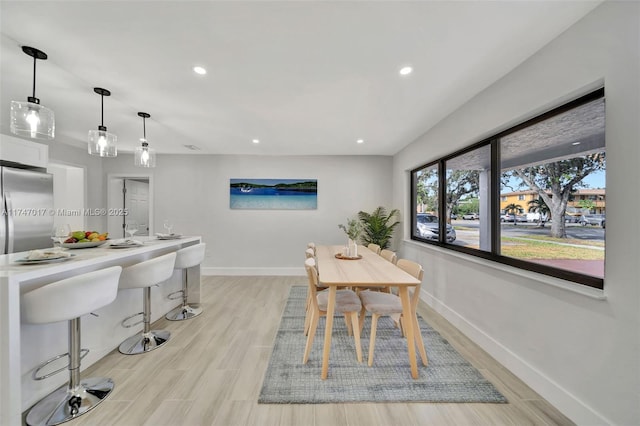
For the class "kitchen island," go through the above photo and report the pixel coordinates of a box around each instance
[0,236,202,425]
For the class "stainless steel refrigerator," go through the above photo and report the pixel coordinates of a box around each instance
[1,165,54,254]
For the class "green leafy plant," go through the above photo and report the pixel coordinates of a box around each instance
[338,217,363,241]
[358,206,400,249]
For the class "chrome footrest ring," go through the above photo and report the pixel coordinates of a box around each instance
[32,348,89,381]
[121,312,144,328]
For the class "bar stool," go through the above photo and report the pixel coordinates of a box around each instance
[22,266,122,426]
[118,252,177,355]
[166,243,206,321]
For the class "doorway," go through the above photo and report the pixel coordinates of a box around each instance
[107,174,153,238]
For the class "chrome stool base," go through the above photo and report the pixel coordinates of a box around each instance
[165,304,202,321]
[118,330,170,355]
[26,377,114,426]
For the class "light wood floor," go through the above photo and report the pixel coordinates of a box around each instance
[62,276,574,426]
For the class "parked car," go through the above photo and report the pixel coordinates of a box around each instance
[500,214,527,223]
[579,214,605,227]
[416,213,456,242]
[461,212,479,220]
[450,213,458,220]
[564,214,581,223]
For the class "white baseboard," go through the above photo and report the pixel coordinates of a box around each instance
[420,288,610,426]
[202,267,305,276]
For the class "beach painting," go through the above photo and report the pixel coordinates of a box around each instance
[230,179,318,210]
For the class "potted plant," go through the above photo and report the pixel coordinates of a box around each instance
[358,206,400,250]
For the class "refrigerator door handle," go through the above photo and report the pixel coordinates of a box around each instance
[5,192,14,254]
[0,195,6,255]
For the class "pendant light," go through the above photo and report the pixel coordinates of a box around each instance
[10,46,55,139]
[88,88,117,157]
[134,112,156,168]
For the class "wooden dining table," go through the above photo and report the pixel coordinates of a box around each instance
[315,245,422,379]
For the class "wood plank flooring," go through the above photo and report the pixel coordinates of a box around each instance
[62,276,574,425]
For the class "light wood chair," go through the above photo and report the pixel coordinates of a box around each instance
[379,249,397,265]
[307,242,316,256]
[367,243,381,254]
[303,258,363,364]
[358,258,428,367]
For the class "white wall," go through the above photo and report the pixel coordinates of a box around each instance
[393,2,639,425]
[47,142,105,232]
[103,154,393,274]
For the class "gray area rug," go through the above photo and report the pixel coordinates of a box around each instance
[259,286,507,404]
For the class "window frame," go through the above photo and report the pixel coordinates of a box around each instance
[410,88,605,290]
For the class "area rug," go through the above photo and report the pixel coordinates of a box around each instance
[258,286,507,404]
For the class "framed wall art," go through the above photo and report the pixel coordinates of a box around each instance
[230,178,317,210]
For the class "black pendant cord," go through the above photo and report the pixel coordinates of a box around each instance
[31,55,37,99]
[142,116,146,140]
[100,94,104,127]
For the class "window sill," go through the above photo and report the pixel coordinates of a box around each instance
[402,239,607,300]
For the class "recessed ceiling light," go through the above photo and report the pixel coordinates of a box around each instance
[252,139,260,144]
[399,66,413,76]
[184,144,201,151]
[193,66,207,75]
[356,139,364,144]
[572,142,581,146]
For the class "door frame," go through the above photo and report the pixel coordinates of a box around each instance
[107,173,154,238]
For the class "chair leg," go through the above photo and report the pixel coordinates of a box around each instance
[359,307,367,334]
[345,314,353,336]
[303,309,319,364]
[413,315,428,366]
[367,313,380,366]
[303,293,312,335]
[350,312,362,363]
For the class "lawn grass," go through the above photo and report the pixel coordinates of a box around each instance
[508,233,605,248]
[501,237,604,260]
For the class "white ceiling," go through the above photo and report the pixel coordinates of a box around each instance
[0,1,601,156]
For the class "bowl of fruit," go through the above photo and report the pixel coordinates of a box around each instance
[61,231,109,249]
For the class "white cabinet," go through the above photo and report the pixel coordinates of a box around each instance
[0,134,48,168]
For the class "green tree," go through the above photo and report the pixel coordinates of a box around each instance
[415,169,438,213]
[446,171,479,223]
[510,152,605,238]
[358,207,400,250]
[578,199,596,213]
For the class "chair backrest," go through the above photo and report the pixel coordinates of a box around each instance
[119,252,177,290]
[307,242,316,255]
[23,266,122,324]
[367,243,381,254]
[396,258,424,308]
[174,243,206,270]
[305,248,315,259]
[396,259,424,281]
[304,257,321,309]
[380,249,397,265]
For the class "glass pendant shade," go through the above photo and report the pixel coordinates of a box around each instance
[88,88,117,157]
[134,112,155,168]
[10,46,55,140]
[134,142,156,168]
[10,100,55,139]
[88,128,117,157]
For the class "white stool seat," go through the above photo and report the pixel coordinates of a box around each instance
[166,243,205,321]
[22,266,122,426]
[118,252,177,355]
[174,243,206,270]
[23,267,121,324]
[119,251,177,290]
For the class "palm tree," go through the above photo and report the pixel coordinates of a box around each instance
[504,203,523,225]
[527,198,550,227]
